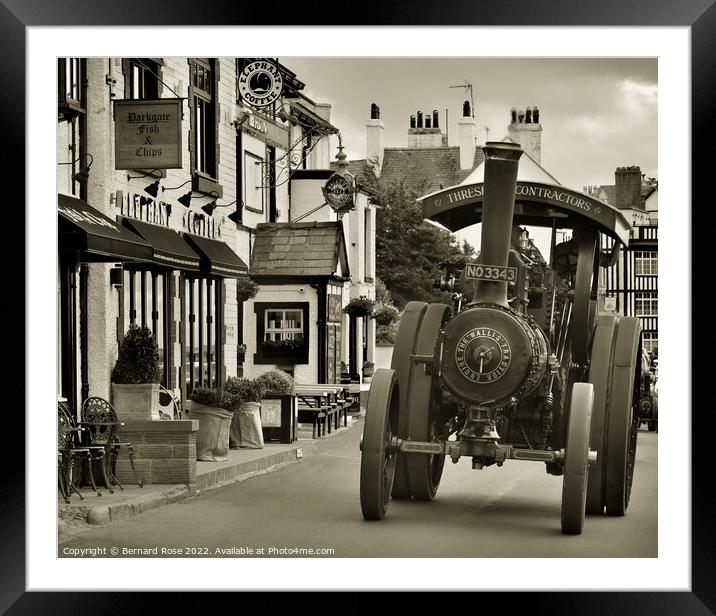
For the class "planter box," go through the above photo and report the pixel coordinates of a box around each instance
[186,400,232,461]
[260,395,297,444]
[112,383,160,422]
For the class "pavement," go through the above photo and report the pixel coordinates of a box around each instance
[58,410,363,544]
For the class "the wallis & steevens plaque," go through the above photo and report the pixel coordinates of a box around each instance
[114,99,183,170]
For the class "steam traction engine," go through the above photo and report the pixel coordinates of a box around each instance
[359,142,642,534]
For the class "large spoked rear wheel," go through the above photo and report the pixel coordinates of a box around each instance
[360,369,400,521]
[561,382,594,535]
[390,302,428,500]
[605,318,642,516]
[585,314,618,514]
[406,303,450,501]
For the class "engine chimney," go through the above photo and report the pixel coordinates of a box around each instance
[474,142,524,306]
[366,102,385,172]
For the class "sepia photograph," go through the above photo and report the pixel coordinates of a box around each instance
[17,16,699,599]
[56,54,659,558]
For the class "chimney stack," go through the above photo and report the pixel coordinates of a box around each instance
[615,166,643,210]
[408,108,445,148]
[508,105,543,164]
[366,102,385,172]
[458,99,477,170]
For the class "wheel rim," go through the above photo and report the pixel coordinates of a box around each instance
[390,301,428,499]
[360,369,400,520]
[561,382,594,535]
[605,317,641,516]
[586,314,618,514]
[406,303,450,501]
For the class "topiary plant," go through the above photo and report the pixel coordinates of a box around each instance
[224,376,267,407]
[190,386,233,410]
[255,370,295,395]
[111,324,160,384]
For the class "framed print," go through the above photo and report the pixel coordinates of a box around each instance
[12,0,709,611]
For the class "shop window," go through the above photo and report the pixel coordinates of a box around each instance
[58,57,85,119]
[634,292,658,317]
[184,276,222,395]
[122,268,169,386]
[123,58,160,99]
[244,151,264,213]
[634,251,658,276]
[254,302,309,365]
[189,58,219,186]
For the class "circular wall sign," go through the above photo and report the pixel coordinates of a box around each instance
[323,174,354,212]
[239,60,283,108]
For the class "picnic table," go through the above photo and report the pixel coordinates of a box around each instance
[294,384,353,438]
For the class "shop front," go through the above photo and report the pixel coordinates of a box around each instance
[243,221,350,384]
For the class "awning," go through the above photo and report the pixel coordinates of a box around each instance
[58,193,153,262]
[121,218,201,271]
[183,233,249,278]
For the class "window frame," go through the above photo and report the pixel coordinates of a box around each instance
[243,150,265,214]
[188,58,221,191]
[58,57,86,119]
[122,58,161,100]
[634,250,658,276]
[634,291,658,317]
[253,302,310,365]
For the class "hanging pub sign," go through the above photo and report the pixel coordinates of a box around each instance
[238,60,283,108]
[113,98,183,170]
[322,173,354,214]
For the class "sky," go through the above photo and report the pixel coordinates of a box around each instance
[281,57,658,255]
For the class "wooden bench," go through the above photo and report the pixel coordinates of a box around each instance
[295,387,332,438]
[295,384,352,436]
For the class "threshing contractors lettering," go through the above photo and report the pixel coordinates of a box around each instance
[428,181,609,226]
[114,99,183,170]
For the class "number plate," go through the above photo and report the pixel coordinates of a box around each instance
[464,263,517,282]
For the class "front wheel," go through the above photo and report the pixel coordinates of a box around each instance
[561,383,594,535]
[360,369,400,521]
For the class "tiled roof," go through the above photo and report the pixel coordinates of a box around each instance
[378,146,486,195]
[250,221,349,278]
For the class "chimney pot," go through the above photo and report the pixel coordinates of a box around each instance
[370,103,380,120]
[517,111,525,123]
[510,108,517,123]
[410,114,416,129]
[463,100,471,118]
[533,107,540,123]
[425,115,431,129]
[433,110,439,128]
[417,111,423,128]
[525,107,533,123]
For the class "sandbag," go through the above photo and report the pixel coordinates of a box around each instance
[230,402,264,449]
[188,402,233,461]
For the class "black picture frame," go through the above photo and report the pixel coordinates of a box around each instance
[12,0,707,611]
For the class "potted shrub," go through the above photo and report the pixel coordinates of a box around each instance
[225,377,267,449]
[237,343,248,364]
[187,387,234,462]
[344,295,376,318]
[111,324,161,421]
[363,361,375,380]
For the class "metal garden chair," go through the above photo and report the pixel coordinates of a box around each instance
[80,397,144,489]
[58,401,106,502]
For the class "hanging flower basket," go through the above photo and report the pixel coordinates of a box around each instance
[344,296,376,318]
[236,278,260,302]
